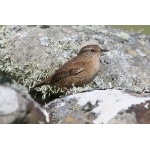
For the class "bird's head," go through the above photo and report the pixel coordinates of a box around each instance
[78,45,108,58]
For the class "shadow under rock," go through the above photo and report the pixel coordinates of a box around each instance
[29,89,64,105]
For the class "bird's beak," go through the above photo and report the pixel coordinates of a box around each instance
[101,48,109,52]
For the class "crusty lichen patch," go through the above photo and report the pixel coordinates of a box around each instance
[127,49,138,57]
[0,44,66,99]
[0,26,95,99]
[0,25,150,101]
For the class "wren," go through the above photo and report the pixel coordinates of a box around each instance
[33,45,108,91]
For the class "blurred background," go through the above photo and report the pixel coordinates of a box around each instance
[1,25,150,35]
[109,25,150,35]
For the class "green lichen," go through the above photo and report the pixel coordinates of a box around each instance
[0,49,64,99]
[1,25,149,100]
[0,28,61,98]
[0,28,84,99]
[65,84,94,96]
[115,32,130,40]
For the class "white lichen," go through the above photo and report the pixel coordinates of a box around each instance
[67,89,150,124]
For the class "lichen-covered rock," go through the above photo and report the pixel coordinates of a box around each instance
[45,89,150,124]
[1,25,150,124]
[108,100,150,124]
[0,85,50,124]
[126,101,150,123]
[108,111,137,124]
[0,25,150,98]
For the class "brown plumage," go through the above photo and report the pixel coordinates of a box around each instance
[33,45,108,91]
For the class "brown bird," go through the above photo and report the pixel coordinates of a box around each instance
[33,44,108,91]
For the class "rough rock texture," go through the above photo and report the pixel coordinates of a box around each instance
[45,89,150,124]
[0,25,150,124]
[108,111,137,124]
[126,101,150,123]
[0,85,50,123]
[0,25,150,96]
[108,101,150,124]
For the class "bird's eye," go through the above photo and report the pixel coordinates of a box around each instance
[91,49,95,52]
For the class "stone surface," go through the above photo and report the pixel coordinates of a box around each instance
[108,101,150,124]
[0,25,150,124]
[126,101,150,124]
[46,89,150,124]
[0,25,150,96]
[0,85,50,124]
[108,111,137,124]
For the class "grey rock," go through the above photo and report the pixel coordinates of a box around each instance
[108,111,137,124]
[39,36,49,47]
[136,49,146,57]
[1,25,150,124]
[40,25,50,29]
[0,25,150,95]
[0,86,27,123]
[0,85,50,124]
[126,101,150,124]
[46,89,150,124]
[108,100,150,124]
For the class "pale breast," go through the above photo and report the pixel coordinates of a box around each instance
[84,57,100,83]
[69,57,100,87]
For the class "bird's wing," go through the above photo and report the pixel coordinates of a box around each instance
[33,59,87,88]
[69,67,85,75]
[51,67,85,83]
